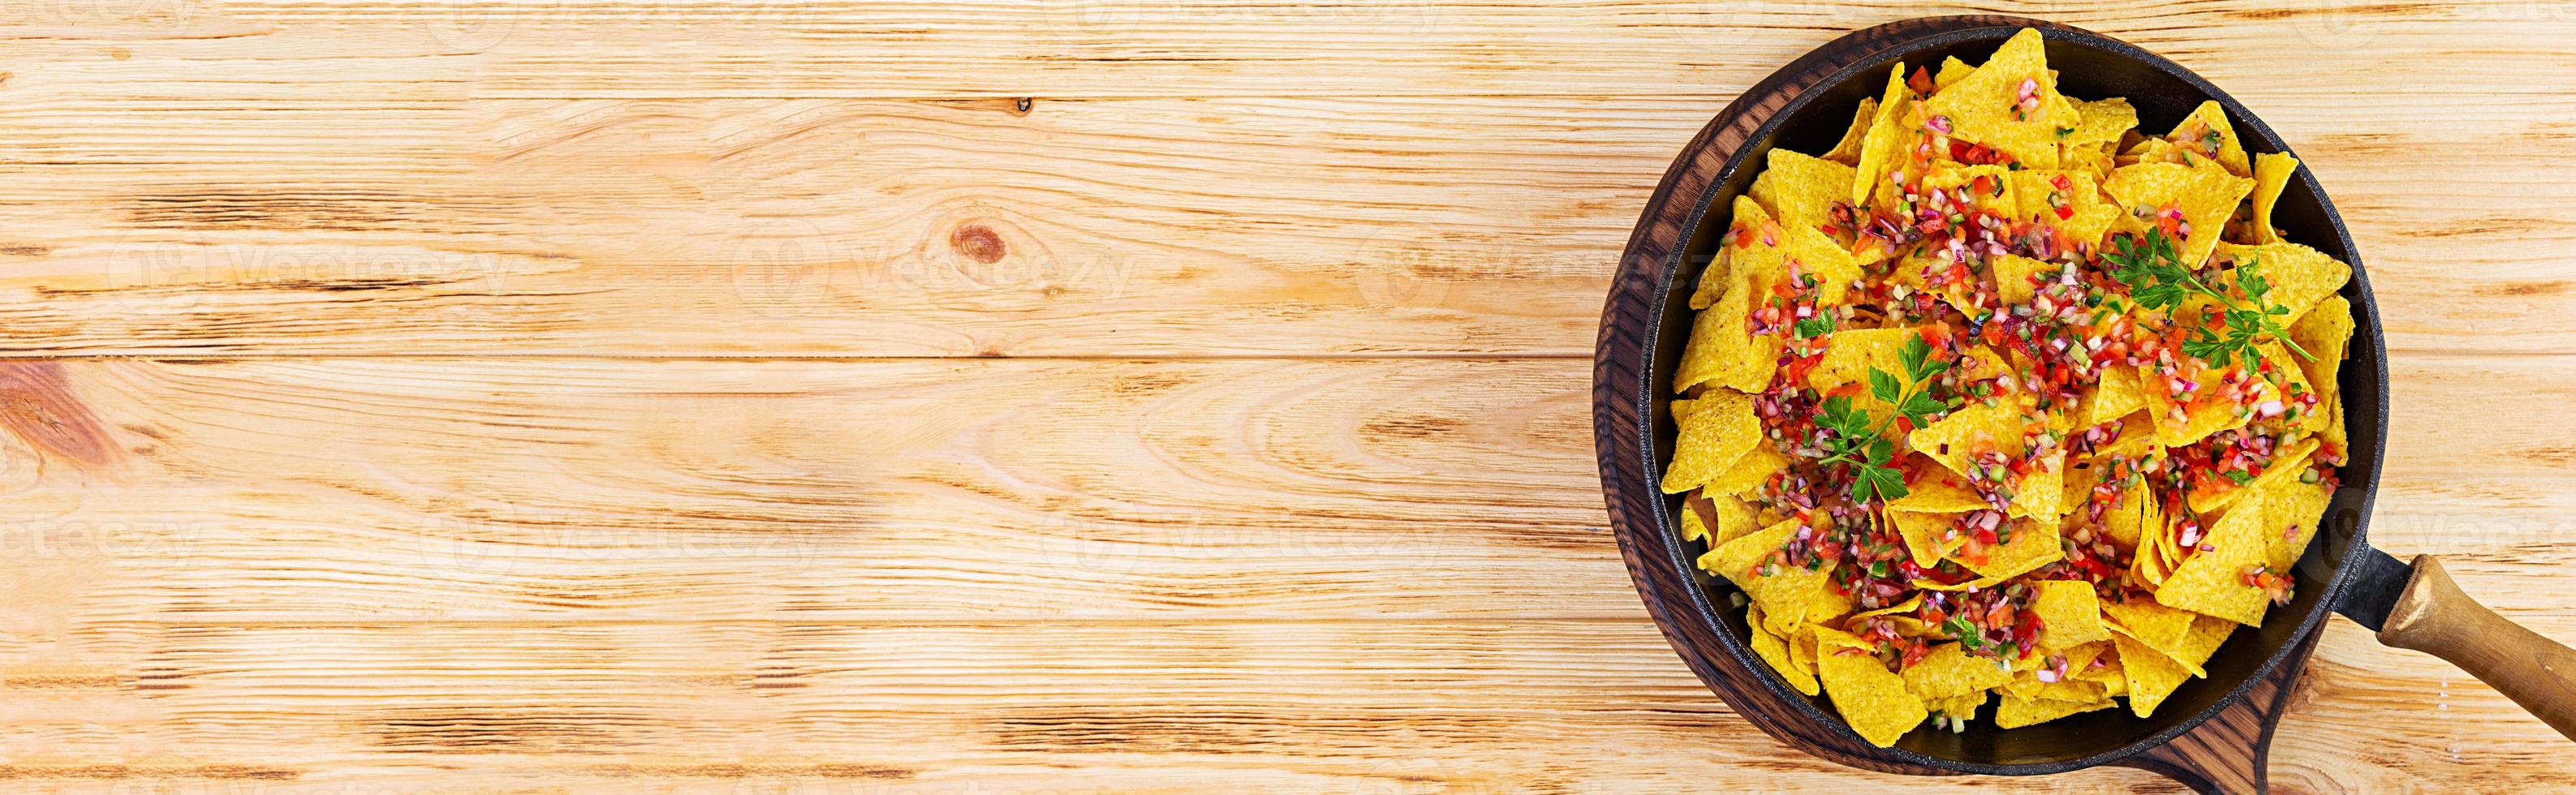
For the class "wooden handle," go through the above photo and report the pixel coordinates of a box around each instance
[2377,555,2576,741]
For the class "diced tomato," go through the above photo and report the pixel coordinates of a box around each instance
[1909,67,1935,94]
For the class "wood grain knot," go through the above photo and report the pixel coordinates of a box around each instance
[950,224,1008,264]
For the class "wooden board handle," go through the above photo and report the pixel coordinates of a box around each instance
[2377,554,2576,741]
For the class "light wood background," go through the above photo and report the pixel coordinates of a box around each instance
[0,1,2570,792]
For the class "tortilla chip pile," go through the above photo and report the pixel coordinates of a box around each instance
[1664,29,2354,747]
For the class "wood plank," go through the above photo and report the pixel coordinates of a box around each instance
[0,617,2200,793]
[0,92,2568,355]
[6,2,2574,98]
[0,353,2564,626]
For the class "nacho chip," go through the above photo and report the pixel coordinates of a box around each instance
[2079,366,2148,427]
[2031,580,2112,650]
[1902,642,2017,698]
[2190,432,2319,514]
[2113,633,2190,718]
[1747,604,1822,696]
[2008,451,2070,522]
[2155,492,2276,625]
[1957,519,2063,581]
[1888,474,1992,514]
[1934,56,1974,90]
[1996,694,2113,728]
[1928,690,1988,719]
[1708,518,1854,630]
[1708,495,1762,548]
[2214,241,2351,328]
[1908,402,2032,479]
[2261,471,2334,571]
[2289,295,2354,394]
[2001,673,2105,704]
[2250,152,2300,244]
[2100,473,2161,551]
[1989,253,2058,306]
[1888,509,1962,568]
[1660,389,1760,493]
[1691,195,1774,311]
[1674,267,1783,394]
[1706,445,1790,498]
[1751,148,1859,231]
[2066,97,2138,153]
[2103,599,2195,651]
[2165,101,2251,178]
[1853,62,1915,207]
[1814,626,1931,746]
[2104,159,2253,270]
[1922,164,2020,217]
[1923,28,2062,170]
[2011,169,2120,253]
[1679,501,1713,544]
[1821,96,1880,165]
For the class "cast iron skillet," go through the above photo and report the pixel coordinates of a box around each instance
[1592,15,2576,786]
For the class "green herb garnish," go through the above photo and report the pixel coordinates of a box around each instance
[2103,227,2313,372]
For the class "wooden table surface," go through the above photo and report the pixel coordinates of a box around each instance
[2,1,2572,792]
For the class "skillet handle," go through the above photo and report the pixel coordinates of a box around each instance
[2376,555,2576,742]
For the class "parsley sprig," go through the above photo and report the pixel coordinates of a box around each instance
[2103,228,2312,372]
[1814,334,1953,505]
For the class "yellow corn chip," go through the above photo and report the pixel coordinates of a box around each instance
[1660,389,1760,493]
[1928,690,1988,719]
[2214,241,2351,329]
[1706,445,1790,498]
[2104,160,2253,270]
[1813,626,1930,746]
[2251,152,2300,244]
[1990,253,2058,306]
[1674,259,1784,394]
[2113,633,2190,718]
[2290,295,2353,396]
[1822,96,1880,166]
[2100,473,2161,551]
[1935,56,1973,90]
[1923,28,2062,170]
[2190,434,2319,515]
[1902,642,2017,698]
[1752,148,1859,232]
[2011,169,2120,253]
[1996,694,2112,728]
[2066,97,2137,153]
[1853,62,1915,207]
[1708,518,1854,630]
[2104,599,2195,651]
[1709,495,1762,548]
[1888,509,1961,568]
[1691,195,1774,311]
[2173,615,2238,670]
[1790,623,1820,676]
[1891,473,1992,514]
[2262,471,2334,571]
[1922,164,2020,217]
[2031,580,2112,650]
[1908,402,2029,479]
[1747,604,1821,696]
[2001,673,2105,704]
[2009,451,2070,522]
[1679,501,1713,544]
[2155,492,2275,626]
[1958,519,2062,581]
[2081,365,2147,427]
[2164,101,2251,178]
